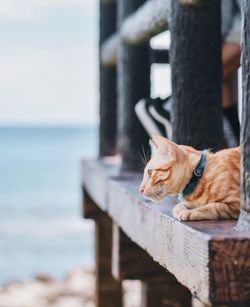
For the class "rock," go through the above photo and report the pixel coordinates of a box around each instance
[35,274,54,283]
[0,267,141,307]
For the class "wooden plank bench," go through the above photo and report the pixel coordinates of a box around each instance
[82,159,250,306]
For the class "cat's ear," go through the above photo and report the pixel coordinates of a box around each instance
[151,134,185,160]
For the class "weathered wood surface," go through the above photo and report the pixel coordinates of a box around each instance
[99,0,117,156]
[170,0,224,150]
[95,213,122,307]
[112,224,192,306]
[84,191,122,307]
[83,190,104,219]
[121,0,170,45]
[112,222,173,280]
[101,33,170,66]
[117,0,150,171]
[82,160,250,305]
[100,0,169,65]
[101,33,117,66]
[108,175,250,305]
[82,158,120,211]
[108,175,211,303]
[209,240,250,305]
[141,280,191,307]
[237,0,250,231]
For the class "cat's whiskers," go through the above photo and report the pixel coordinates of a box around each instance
[138,153,146,167]
[136,160,147,171]
[142,145,150,164]
[137,154,147,170]
[137,146,151,170]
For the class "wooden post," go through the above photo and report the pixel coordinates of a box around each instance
[236,0,250,231]
[83,191,122,307]
[112,223,192,307]
[141,280,191,307]
[170,0,224,150]
[95,217,122,307]
[99,0,117,157]
[152,48,169,64]
[117,0,151,171]
[112,223,173,280]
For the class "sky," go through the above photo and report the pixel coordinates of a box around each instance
[0,0,98,126]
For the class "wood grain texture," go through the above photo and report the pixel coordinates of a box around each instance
[170,0,224,150]
[237,0,250,231]
[117,0,150,171]
[141,279,191,307]
[82,160,250,304]
[112,222,174,280]
[100,0,169,66]
[82,158,120,211]
[83,189,104,219]
[209,239,250,305]
[101,35,170,66]
[121,0,170,45]
[99,0,117,156]
[101,33,117,66]
[107,174,250,304]
[83,192,122,307]
[108,176,211,303]
[112,223,191,306]
[95,211,122,307]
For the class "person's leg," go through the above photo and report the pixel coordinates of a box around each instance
[222,42,241,84]
[222,42,241,142]
[135,42,241,143]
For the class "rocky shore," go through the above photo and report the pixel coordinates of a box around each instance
[0,267,141,307]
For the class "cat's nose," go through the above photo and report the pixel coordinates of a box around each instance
[139,185,145,193]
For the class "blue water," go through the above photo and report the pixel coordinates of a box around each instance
[0,126,98,285]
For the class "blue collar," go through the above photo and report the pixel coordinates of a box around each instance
[179,150,207,201]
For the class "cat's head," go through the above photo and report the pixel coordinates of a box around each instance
[139,135,193,202]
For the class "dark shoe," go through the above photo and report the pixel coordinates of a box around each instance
[149,97,172,139]
[135,97,166,137]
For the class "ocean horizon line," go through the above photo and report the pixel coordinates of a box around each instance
[0,123,98,129]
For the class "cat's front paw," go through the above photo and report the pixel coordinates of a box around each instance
[173,203,191,221]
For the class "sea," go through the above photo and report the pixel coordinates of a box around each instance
[0,126,98,285]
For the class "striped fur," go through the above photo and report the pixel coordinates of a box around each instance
[139,135,240,221]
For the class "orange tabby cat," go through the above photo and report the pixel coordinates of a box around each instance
[139,135,240,221]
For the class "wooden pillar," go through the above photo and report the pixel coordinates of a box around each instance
[141,280,191,307]
[83,192,122,307]
[112,223,191,307]
[151,48,170,64]
[170,0,224,150]
[236,0,250,231]
[112,223,172,280]
[99,0,117,157]
[117,0,151,171]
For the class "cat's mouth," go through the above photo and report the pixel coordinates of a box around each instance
[143,190,165,202]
